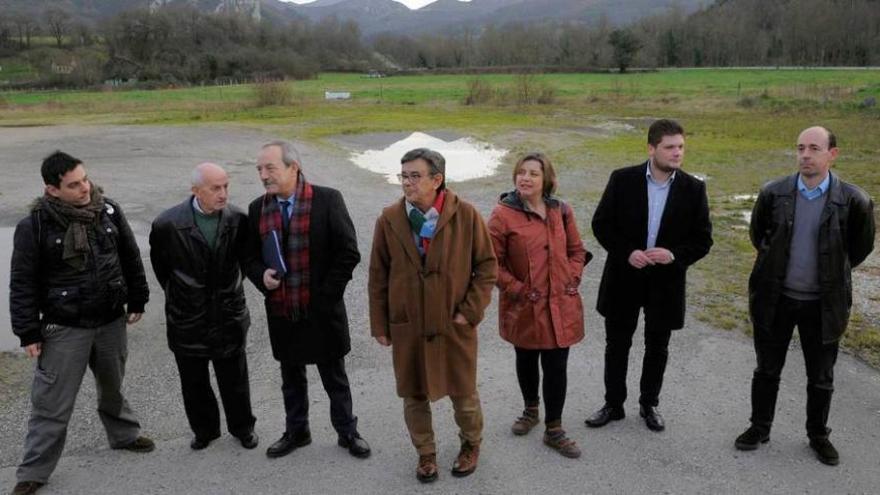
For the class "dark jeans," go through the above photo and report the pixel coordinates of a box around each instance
[280,357,358,437]
[750,295,839,439]
[174,352,256,441]
[514,347,570,425]
[603,313,672,409]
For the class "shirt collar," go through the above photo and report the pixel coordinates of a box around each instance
[274,192,296,204]
[646,160,676,185]
[797,173,830,196]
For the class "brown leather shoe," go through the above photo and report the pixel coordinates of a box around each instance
[115,436,155,453]
[11,481,44,495]
[451,442,480,477]
[416,453,438,483]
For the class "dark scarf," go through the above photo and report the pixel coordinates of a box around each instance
[258,171,314,321]
[37,184,106,271]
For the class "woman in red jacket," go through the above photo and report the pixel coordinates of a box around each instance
[487,152,588,459]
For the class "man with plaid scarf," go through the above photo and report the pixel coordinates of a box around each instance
[245,141,371,460]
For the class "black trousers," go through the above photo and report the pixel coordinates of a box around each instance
[514,347,570,426]
[280,357,358,437]
[750,295,839,438]
[603,310,672,409]
[174,352,256,441]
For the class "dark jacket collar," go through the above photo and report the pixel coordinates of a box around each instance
[498,190,561,213]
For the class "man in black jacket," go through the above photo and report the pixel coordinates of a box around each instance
[586,119,713,432]
[735,126,875,466]
[244,141,371,460]
[149,162,257,452]
[9,151,153,495]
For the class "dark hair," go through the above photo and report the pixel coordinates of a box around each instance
[513,152,557,197]
[825,128,837,149]
[401,148,446,191]
[41,151,83,187]
[647,119,685,147]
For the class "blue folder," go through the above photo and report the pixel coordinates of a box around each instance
[262,230,287,278]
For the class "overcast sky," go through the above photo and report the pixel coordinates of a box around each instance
[281,0,469,10]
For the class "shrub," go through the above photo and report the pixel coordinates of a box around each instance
[464,77,493,105]
[252,80,293,107]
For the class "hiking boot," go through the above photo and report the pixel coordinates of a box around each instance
[543,427,581,459]
[451,442,480,477]
[116,436,155,453]
[809,437,839,466]
[10,481,44,495]
[416,453,438,483]
[734,426,769,451]
[511,407,540,436]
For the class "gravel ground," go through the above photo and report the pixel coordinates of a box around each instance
[0,125,878,494]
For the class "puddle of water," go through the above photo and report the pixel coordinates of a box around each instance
[1,227,18,351]
[349,132,508,184]
[733,194,758,202]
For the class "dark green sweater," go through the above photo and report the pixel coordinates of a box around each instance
[193,206,220,250]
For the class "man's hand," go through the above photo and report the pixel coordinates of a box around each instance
[127,313,143,324]
[628,249,655,269]
[645,247,674,265]
[375,335,391,346]
[453,313,470,326]
[24,343,42,358]
[263,269,281,290]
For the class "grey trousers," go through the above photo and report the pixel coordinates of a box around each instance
[17,316,141,483]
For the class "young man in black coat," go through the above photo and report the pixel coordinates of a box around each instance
[149,162,257,452]
[10,151,153,495]
[586,119,713,432]
[244,141,371,460]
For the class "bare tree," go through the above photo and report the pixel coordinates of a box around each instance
[45,7,71,48]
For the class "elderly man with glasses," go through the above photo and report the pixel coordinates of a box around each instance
[368,148,497,483]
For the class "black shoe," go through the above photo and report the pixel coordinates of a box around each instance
[639,405,665,432]
[237,431,259,450]
[338,432,371,459]
[809,437,840,466]
[190,436,216,451]
[734,426,769,451]
[266,428,311,458]
[11,481,44,495]
[584,405,625,428]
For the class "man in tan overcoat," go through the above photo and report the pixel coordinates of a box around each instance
[368,148,497,483]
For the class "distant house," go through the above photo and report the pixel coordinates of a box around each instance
[366,70,385,78]
[51,59,77,75]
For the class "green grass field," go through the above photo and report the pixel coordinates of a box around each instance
[2,69,879,364]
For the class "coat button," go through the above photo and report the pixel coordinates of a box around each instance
[544,245,549,250]
[61,290,68,296]
[55,238,61,244]
[106,228,112,233]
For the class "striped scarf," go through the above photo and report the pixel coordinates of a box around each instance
[407,190,446,257]
[258,171,313,321]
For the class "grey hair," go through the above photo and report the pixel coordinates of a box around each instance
[191,162,224,187]
[400,148,446,190]
[262,140,302,169]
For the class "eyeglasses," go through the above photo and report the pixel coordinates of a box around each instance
[396,172,433,183]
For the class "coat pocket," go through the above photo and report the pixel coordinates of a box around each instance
[46,286,81,322]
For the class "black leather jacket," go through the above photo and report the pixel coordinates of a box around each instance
[10,198,150,346]
[748,172,875,343]
[149,199,250,358]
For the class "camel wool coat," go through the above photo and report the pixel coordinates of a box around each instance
[368,190,497,401]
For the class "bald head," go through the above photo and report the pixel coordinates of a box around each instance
[797,126,838,186]
[191,162,229,214]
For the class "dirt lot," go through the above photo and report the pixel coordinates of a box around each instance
[1,125,878,494]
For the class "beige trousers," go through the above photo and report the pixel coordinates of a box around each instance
[403,392,483,455]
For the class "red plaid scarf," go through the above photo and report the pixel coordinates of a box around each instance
[258,171,313,321]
